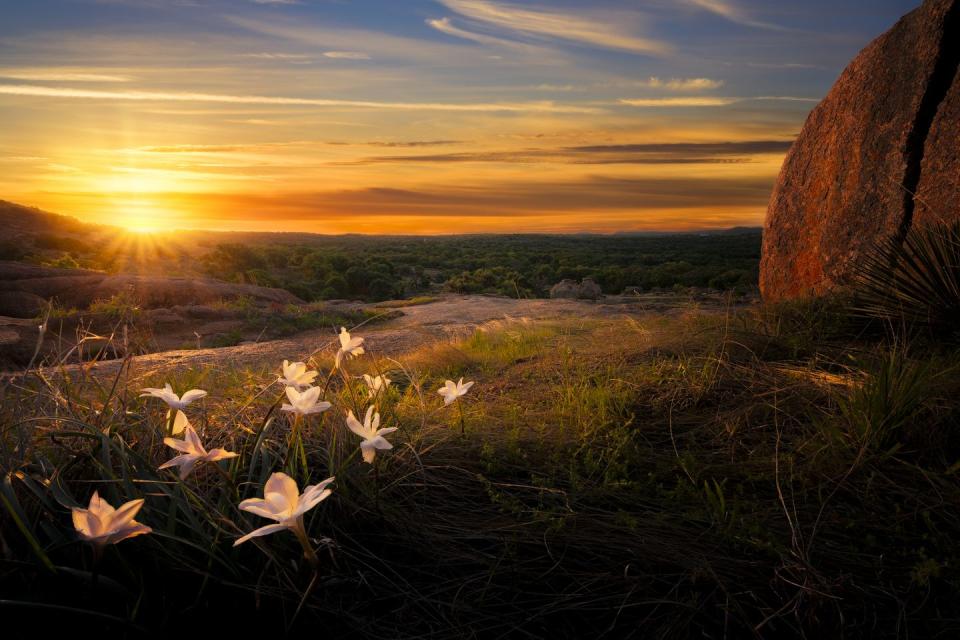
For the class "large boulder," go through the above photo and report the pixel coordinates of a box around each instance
[761,0,960,301]
[549,278,602,300]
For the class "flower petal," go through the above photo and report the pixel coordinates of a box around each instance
[345,411,367,438]
[163,435,193,454]
[180,389,208,404]
[205,449,238,462]
[171,410,191,436]
[108,498,146,531]
[292,487,332,517]
[233,523,288,546]
[285,386,301,405]
[106,523,152,545]
[238,498,283,520]
[183,425,204,453]
[264,473,299,510]
[368,435,393,451]
[158,453,195,471]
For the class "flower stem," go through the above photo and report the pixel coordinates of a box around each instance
[292,519,319,569]
[457,400,466,436]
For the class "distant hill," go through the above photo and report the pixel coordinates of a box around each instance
[0,200,102,237]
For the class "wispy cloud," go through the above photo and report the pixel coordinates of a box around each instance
[342,139,792,166]
[0,84,600,113]
[437,0,670,55]
[155,175,776,220]
[137,140,463,153]
[619,95,816,107]
[643,77,724,90]
[426,17,538,50]
[619,97,739,107]
[686,0,785,30]
[0,69,132,82]
[322,51,371,60]
[239,52,312,60]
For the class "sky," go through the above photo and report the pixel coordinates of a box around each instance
[0,0,919,234]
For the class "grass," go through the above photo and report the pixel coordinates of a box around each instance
[374,296,439,308]
[2,300,960,637]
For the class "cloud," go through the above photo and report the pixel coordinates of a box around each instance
[341,139,793,165]
[151,174,775,221]
[239,52,312,60]
[618,96,816,107]
[137,140,464,153]
[426,17,539,50]
[643,77,724,90]
[228,15,487,64]
[322,51,371,60]
[0,84,601,113]
[566,141,792,154]
[437,0,670,55]
[0,69,132,82]
[619,97,739,107]
[365,140,463,148]
[686,0,785,30]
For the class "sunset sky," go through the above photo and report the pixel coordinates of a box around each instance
[0,0,917,234]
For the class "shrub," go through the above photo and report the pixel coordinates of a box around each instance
[852,221,960,336]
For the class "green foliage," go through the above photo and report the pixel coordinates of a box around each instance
[835,345,941,452]
[87,289,142,320]
[42,253,80,269]
[193,232,760,301]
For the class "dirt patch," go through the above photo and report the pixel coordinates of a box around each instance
[11,292,743,381]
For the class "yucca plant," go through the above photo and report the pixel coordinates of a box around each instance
[852,221,960,334]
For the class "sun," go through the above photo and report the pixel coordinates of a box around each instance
[88,169,185,233]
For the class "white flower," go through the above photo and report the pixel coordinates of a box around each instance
[438,378,474,406]
[72,492,152,547]
[345,406,398,464]
[234,472,335,546]
[362,373,391,399]
[140,383,207,411]
[159,420,238,480]
[335,327,365,368]
[281,386,332,416]
[278,360,319,390]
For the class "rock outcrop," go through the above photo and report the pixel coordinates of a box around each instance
[761,0,960,301]
[549,278,602,300]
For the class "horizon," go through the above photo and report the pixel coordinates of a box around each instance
[4,198,762,239]
[0,0,918,234]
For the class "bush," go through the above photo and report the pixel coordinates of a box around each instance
[852,221,960,336]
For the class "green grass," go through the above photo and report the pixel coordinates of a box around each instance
[2,304,960,637]
[373,295,438,308]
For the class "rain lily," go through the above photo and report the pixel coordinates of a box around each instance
[159,420,238,480]
[72,492,152,548]
[167,409,192,436]
[362,373,391,399]
[438,378,474,406]
[140,383,207,411]
[346,406,398,464]
[281,385,332,416]
[335,327,365,368]
[278,360,319,390]
[234,472,335,565]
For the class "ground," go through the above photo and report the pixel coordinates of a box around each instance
[32,291,741,380]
